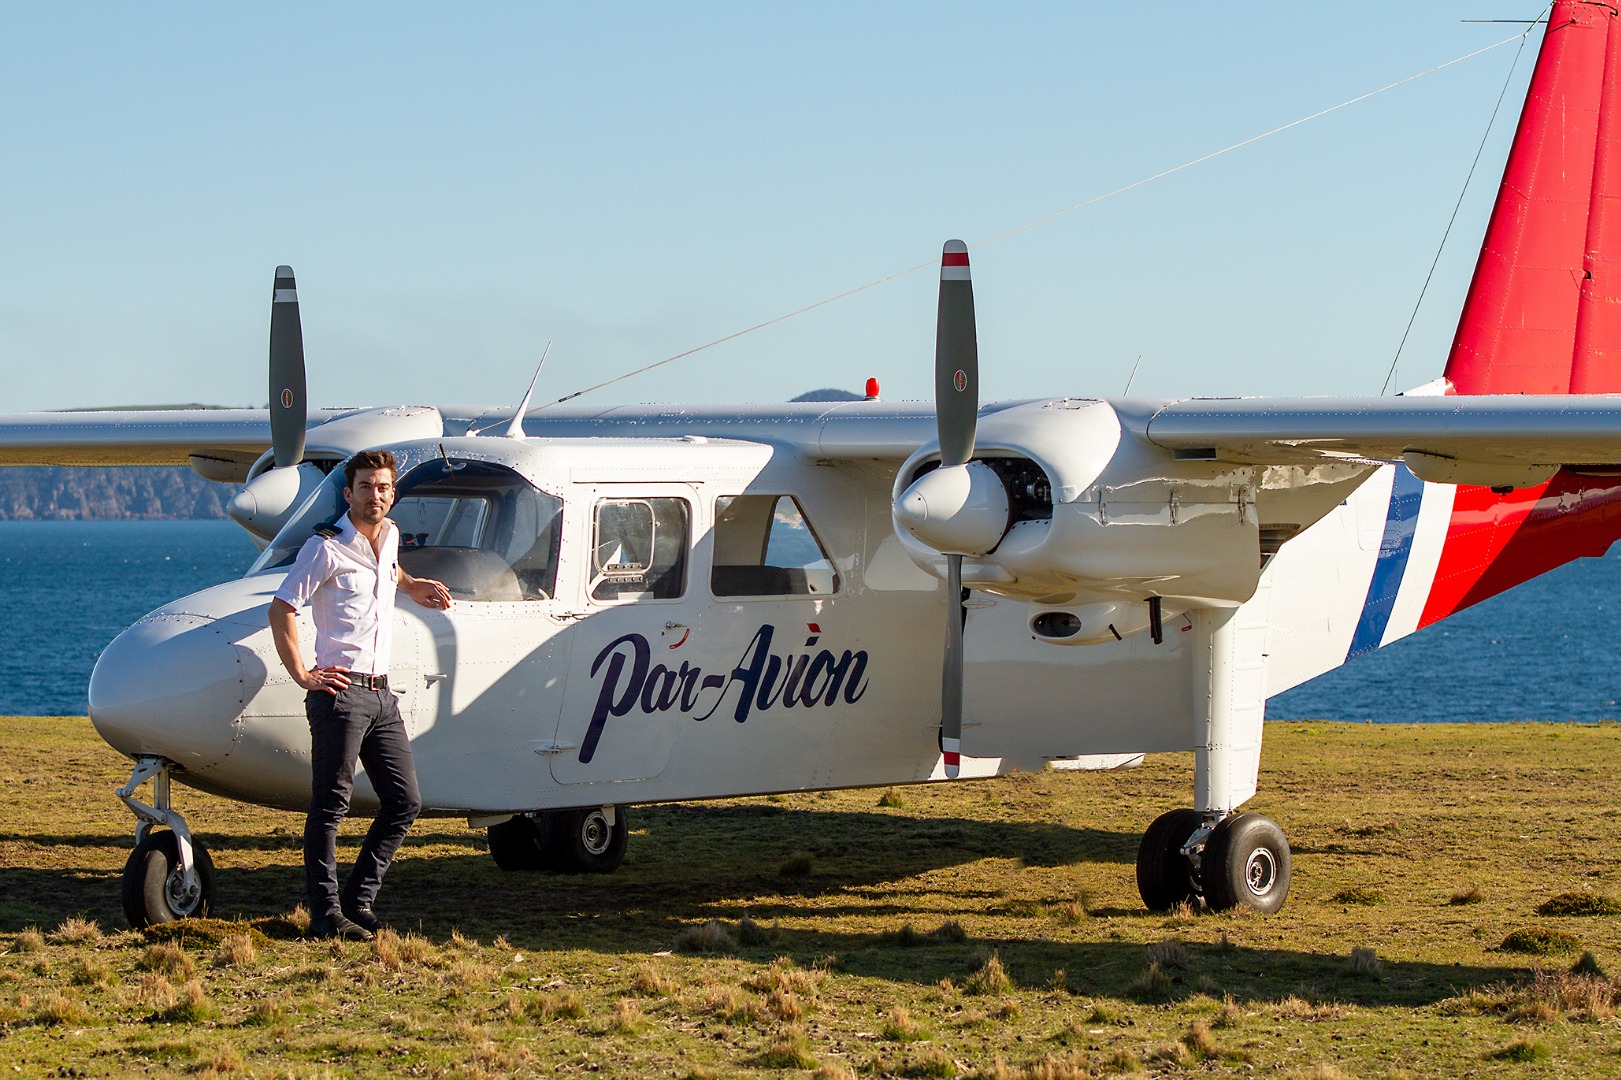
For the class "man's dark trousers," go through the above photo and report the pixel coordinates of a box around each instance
[304,684,421,920]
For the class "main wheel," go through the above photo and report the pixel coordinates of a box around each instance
[487,806,629,873]
[1204,812,1291,914]
[557,806,628,874]
[486,813,551,871]
[1136,808,1205,911]
[122,830,215,927]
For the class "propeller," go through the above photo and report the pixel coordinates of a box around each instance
[936,240,976,779]
[269,265,307,469]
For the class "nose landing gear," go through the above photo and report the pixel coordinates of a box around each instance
[116,757,216,926]
[486,805,629,874]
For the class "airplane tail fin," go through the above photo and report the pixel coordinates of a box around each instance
[1409,1,1621,629]
[1445,0,1621,395]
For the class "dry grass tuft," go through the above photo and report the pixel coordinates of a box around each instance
[1487,1037,1551,1063]
[630,962,679,997]
[1269,994,1346,1021]
[674,919,737,954]
[1536,891,1621,917]
[243,996,288,1026]
[66,957,113,990]
[754,1023,817,1070]
[744,956,822,997]
[778,849,814,878]
[1183,1019,1221,1060]
[877,787,904,808]
[213,933,257,969]
[397,932,440,967]
[370,930,403,971]
[11,928,46,955]
[1129,961,1173,1001]
[607,997,641,1033]
[1144,938,1190,970]
[1331,885,1382,905]
[48,917,103,946]
[518,991,584,1022]
[154,978,213,1022]
[882,1005,925,1041]
[32,992,90,1026]
[1449,884,1485,905]
[737,915,777,947]
[703,983,762,1023]
[964,952,1014,995]
[814,1063,859,1080]
[1347,946,1382,978]
[139,940,196,980]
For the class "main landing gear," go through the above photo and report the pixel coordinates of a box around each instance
[116,757,217,926]
[486,805,629,874]
[1136,808,1291,914]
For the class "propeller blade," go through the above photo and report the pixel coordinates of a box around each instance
[941,552,964,779]
[935,240,978,468]
[269,265,307,469]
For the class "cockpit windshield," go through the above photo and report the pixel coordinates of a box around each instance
[252,450,563,602]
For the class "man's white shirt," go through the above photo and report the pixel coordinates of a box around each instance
[274,514,400,677]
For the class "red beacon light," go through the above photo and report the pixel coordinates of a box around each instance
[864,377,880,400]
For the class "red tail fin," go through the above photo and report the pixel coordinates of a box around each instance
[1420,2,1621,628]
[1446,1,1621,395]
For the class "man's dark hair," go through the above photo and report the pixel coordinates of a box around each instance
[344,449,398,489]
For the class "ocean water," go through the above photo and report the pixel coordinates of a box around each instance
[1,519,1616,721]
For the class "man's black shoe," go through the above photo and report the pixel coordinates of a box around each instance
[343,906,382,934]
[308,913,373,942]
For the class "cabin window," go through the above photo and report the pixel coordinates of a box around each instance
[390,460,562,602]
[711,494,839,597]
[591,497,689,601]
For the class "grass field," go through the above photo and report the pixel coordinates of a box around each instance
[3,716,1621,1077]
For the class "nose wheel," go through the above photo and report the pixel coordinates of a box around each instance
[114,757,217,927]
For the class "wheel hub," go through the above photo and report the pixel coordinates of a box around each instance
[1243,848,1277,896]
[579,811,611,855]
[165,866,200,914]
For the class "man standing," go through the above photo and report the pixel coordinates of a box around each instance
[269,449,452,941]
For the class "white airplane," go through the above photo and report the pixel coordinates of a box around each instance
[6,0,1621,928]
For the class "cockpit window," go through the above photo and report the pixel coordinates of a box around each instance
[391,460,561,601]
[711,494,839,597]
[251,452,562,603]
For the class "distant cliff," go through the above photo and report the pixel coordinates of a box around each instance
[0,466,231,520]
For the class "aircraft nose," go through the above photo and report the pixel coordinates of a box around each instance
[89,612,253,769]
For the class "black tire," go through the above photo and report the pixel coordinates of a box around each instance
[1136,808,1205,911]
[487,807,628,873]
[1204,812,1291,914]
[487,813,551,871]
[558,806,628,874]
[121,830,215,928]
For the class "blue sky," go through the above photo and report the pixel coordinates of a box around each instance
[1,3,1545,413]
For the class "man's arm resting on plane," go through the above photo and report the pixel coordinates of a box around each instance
[398,569,452,610]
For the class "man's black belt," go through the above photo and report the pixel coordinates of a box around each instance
[347,672,388,691]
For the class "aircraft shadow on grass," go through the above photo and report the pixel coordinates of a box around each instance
[1,803,1543,1004]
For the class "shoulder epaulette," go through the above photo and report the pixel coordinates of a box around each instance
[314,517,344,540]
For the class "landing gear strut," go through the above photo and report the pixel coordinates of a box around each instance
[116,757,216,926]
[487,805,629,874]
[1135,807,1291,914]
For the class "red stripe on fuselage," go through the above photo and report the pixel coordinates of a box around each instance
[942,252,969,266]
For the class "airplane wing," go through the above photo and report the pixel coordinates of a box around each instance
[0,409,355,467]
[1144,393,1621,471]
